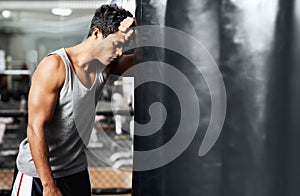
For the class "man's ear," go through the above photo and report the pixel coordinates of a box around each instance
[93,28,102,39]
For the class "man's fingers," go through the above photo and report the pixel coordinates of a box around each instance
[119,25,129,32]
[119,17,135,32]
[125,29,134,40]
[120,17,134,28]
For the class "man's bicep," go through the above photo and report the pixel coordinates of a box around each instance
[28,56,63,127]
[28,79,58,127]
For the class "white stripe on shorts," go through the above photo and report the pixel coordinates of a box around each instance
[11,171,33,196]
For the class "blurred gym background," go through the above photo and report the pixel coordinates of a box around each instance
[2,0,300,196]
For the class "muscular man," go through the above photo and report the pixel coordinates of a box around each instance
[11,4,135,196]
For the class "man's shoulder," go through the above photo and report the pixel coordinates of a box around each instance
[41,53,65,69]
[32,54,66,89]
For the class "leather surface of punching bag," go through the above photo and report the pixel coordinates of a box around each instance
[133,0,295,195]
[133,0,222,196]
[219,0,293,196]
[163,0,222,196]
[286,1,300,196]
[133,1,168,196]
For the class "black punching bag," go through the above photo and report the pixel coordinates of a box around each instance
[133,0,223,196]
[133,0,168,196]
[219,0,293,196]
[133,0,294,196]
[164,0,223,196]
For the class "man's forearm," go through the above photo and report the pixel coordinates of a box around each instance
[27,125,55,187]
[109,54,135,76]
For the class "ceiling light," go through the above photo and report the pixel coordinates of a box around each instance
[51,8,72,16]
[2,10,12,18]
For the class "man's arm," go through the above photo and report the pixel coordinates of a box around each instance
[27,55,65,196]
[106,54,135,76]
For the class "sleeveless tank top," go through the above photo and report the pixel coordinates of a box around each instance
[16,48,106,178]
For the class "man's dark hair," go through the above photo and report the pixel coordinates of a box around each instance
[88,4,133,38]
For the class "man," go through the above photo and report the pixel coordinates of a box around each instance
[11,4,135,196]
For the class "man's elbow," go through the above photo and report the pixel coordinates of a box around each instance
[27,123,44,143]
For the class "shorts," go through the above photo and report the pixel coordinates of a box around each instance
[11,166,91,196]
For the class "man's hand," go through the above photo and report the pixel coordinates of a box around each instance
[119,17,135,33]
[116,17,135,56]
[94,17,135,65]
[43,184,62,196]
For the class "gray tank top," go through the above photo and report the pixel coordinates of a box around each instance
[16,48,106,178]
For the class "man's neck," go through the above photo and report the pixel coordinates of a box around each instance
[66,37,98,71]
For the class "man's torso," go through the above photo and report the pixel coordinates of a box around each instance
[16,48,106,178]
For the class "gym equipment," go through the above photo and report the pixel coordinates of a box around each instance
[133,0,296,196]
